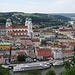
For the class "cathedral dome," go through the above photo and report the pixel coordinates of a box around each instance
[6,19,11,22]
[26,18,32,21]
[28,18,32,21]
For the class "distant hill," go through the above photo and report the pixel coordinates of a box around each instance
[53,13,75,20]
[0,12,71,28]
[58,13,75,17]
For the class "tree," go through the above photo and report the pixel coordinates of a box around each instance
[61,57,75,75]
[61,66,75,75]
[46,69,56,75]
[64,61,71,70]
[0,65,10,75]
[17,54,26,62]
[41,40,47,46]
[28,70,42,75]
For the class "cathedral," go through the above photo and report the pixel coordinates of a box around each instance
[4,18,33,39]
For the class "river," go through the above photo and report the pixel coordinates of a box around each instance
[42,66,65,75]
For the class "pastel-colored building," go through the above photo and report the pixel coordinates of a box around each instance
[0,42,11,50]
[35,48,52,60]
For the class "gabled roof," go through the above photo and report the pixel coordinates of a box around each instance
[61,50,73,53]
[33,30,41,32]
[17,52,27,55]
[59,29,75,31]
[6,26,28,29]
[32,38,40,42]
[21,40,33,46]
[0,26,6,29]
[36,48,52,57]
[41,30,54,33]
[11,55,17,59]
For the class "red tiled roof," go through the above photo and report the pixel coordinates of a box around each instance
[6,26,28,29]
[11,56,17,59]
[33,30,40,32]
[51,44,68,48]
[59,45,68,48]
[61,50,73,53]
[69,42,75,44]
[47,44,53,46]
[13,26,28,29]
[6,26,13,28]
[59,29,75,31]
[17,52,24,54]
[51,44,60,47]
[32,38,40,42]
[41,30,54,33]
[68,42,75,45]
[13,34,29,37]
[59,42,66,44]
[0,54,6,58]
[72,35,75,38]
[17,52,27,55]
[0,26,6,29]
[21,40,33,46]
[36,48,52,57]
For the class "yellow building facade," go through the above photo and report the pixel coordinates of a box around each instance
[0,42,11,50]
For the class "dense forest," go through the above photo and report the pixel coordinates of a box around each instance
[0,12,71,28]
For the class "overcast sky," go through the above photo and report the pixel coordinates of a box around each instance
[0,0,75,13]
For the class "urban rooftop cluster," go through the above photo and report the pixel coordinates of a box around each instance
[0,18,75,65]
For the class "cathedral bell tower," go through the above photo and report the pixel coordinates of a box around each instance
[25,18,33,37]
[6,19,12,37]
[6,18,12,27]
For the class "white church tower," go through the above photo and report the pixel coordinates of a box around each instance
[6,19,12,37]
[6,18,12,27]
[25,18,33,38]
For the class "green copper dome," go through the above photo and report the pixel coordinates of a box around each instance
[6,18,11,22]
[26,18,32,21]
[28,18,32,21]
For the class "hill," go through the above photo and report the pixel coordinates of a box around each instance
[58,13,75,18]
[0,12,71,28]
[54,13,75,20]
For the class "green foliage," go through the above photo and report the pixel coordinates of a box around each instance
[41,40,47,46]
[52,26,59,29]
[62,57,75,75]
[0,12,71,28]
[64,61,71,70]
[0,65,10,75]
[61,66,75,75]
[46,69,56,75]
[27,70,42,75]
[17,54,26,62]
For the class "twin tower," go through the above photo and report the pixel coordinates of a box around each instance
[6,18,33,37]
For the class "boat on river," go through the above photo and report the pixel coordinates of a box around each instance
[13,62,51,72]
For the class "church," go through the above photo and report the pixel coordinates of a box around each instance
[2,18,33,39]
